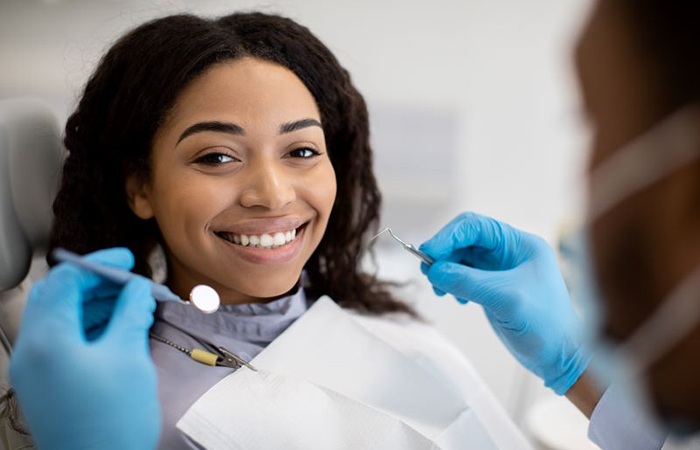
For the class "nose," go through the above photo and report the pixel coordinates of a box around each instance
[239,161,296,210]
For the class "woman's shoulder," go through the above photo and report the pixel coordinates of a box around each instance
[345,309,483,381]
[346,309,454,348]
[348,310,447,348]
[345,307,530,449]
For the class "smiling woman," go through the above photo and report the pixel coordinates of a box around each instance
[126,58,337,304]
[50,13,406,318]
[43,12,420,448]
[2,11,529,450]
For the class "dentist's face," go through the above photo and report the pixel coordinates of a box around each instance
[576,0,700,423]
[128,57,336,304]
[575,0,667,333]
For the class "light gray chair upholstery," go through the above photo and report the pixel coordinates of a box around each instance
[0,98,63,388]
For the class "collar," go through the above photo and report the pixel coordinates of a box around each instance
[155,287,309,344]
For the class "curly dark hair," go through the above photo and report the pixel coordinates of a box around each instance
[49,12,414,316]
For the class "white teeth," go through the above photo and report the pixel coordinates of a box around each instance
[259,234,273,247]
[221,228,299,248]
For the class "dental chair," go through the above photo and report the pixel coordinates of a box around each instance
[0,98,64,389]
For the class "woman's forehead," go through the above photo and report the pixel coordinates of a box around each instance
[160,58,322,139]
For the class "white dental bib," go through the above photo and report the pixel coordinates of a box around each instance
[177,297,531,449]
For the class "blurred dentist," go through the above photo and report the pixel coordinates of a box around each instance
[422,1,700,449]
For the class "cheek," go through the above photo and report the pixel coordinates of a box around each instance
[320,169,337,217]
[307,162,337,222]
[149,173,236,238]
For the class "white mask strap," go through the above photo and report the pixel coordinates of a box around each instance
[588,106,700,222]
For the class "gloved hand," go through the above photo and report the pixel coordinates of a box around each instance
[9,248,160,450]
[77,251,130,338]
[420,212,590,394]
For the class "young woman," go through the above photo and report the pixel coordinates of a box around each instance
[5,12,528,449]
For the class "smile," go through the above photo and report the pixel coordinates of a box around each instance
[215,227,299,249]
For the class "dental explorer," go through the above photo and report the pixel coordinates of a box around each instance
[369,227,435,266]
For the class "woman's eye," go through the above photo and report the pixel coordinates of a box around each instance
[193,152,237,165]
[288,147,321,158]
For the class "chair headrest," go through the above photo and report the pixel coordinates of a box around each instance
[0,98,64,290]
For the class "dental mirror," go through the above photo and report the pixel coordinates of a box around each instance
[53,248,221,314]
[189,284,220,314]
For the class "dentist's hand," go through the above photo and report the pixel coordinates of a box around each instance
[420,212,589,394]
[9,248,160,450]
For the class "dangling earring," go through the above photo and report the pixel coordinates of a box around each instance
[148,243,168,284]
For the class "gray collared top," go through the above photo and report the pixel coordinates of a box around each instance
[150,288,309,450]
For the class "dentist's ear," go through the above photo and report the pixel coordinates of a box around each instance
[125,175,155,220]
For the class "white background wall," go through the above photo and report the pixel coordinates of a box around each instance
[1,1,597,447]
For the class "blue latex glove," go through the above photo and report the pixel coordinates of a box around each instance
[9,248,160,450]
[420,212,590,394]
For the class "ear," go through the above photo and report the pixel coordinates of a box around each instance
[125,174,154,220]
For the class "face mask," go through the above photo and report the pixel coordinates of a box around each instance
[576,105,700,435]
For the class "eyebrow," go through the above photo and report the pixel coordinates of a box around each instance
[279,118,323,134]
[177,121,244,143]
[177,118,323,144]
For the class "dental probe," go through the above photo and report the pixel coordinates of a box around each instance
[369,227,435,266]
[52,248,220,314]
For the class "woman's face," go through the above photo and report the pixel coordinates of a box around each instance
[128,57,337,304]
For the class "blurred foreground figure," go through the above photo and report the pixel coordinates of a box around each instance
[422,1,700,449]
